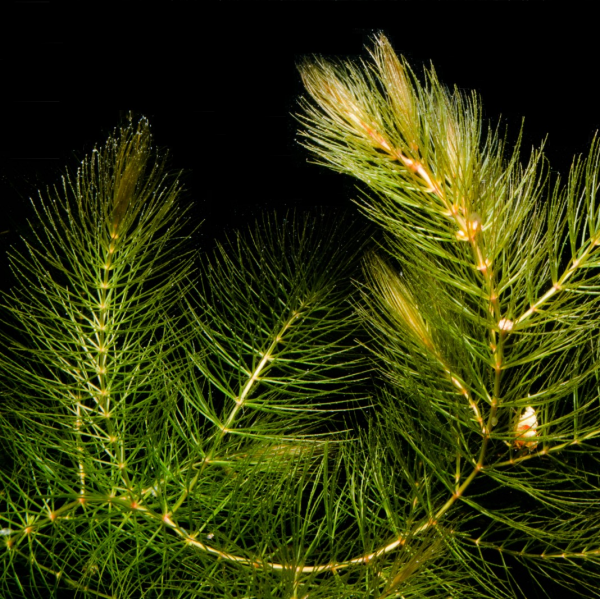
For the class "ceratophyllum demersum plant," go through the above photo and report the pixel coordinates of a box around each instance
[3,34,600,599]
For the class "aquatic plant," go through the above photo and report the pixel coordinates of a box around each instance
[3,33,600,598]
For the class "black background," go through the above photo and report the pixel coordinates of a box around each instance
[2,5,599,598]
[3,8,600,267]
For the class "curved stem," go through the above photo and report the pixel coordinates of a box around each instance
[170,307,305,515]
[516,235,599,327]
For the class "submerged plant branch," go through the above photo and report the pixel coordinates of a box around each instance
[296,32,600,597]
[3,35,600,599]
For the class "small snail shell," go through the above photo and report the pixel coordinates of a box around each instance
[514,406,538,450]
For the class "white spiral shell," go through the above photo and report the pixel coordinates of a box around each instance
[514,406,538,450]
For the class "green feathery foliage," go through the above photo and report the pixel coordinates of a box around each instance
[296,33,600,597]
[3,33,600,598]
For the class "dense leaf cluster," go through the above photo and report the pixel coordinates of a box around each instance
[3,34,600,598]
